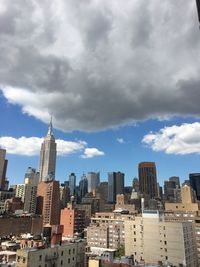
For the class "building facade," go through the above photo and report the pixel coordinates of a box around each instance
[39,119,57,182]
[138,162,158,198]
[60,204,85,237]
[0,149,8,190]
[87,172,100,194]
[69,173,76,196]
[16,184,37,214]
[189,173,200,201]
[108,172,124,203]
[125,212,197,267]
[16,241,85,267]
[37,180,60,226]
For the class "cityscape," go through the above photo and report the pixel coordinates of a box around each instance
[0,1,200,267]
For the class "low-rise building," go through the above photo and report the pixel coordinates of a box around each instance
[16,241,85,267]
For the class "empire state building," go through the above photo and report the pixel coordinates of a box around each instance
[39,119,57,182]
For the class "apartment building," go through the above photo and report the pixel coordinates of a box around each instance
[87,212,133,249]
[16,241,85,267]
[124,211,197,267]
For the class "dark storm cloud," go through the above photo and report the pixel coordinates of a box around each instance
[0,0,200,131]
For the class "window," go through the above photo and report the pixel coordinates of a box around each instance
[39,255,42,261]
[61,251,64,256]
[68,258,70,263]
[61,260,63,265]
[69,249,71,255]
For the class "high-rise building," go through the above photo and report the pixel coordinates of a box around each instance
[108,172,124,203]
[16,184,37,214]
[24,167,39,186]
[125,212,197,267]
[69,173,76,196]
[37,180,60,226]
[138,162,158,198]
[169,176,180,188]
[60,203,85,237]
[39,119,57,182]
[87,172,100,194]
[189,173,200,201]
[164,180,177,201]
[79,174,88,199]
[0,149,8,190]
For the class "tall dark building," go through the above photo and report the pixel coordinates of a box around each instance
[108,172,124,203]
[189,173,200,201]
[0,149,8,190]
[79,174,88,199]
[164,180,176,201]
[138,162,158,198]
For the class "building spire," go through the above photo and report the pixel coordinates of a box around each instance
[47,116,53,136]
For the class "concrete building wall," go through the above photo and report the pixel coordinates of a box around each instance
[16,241,85,267]
[165,202,199,212]
[0,216,42,236]
[124,214,197,267]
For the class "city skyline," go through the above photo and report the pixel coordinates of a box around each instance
[0,1,200,186]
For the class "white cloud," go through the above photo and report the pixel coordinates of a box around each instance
[142,122,200,155]
[0,136,87,156]
[0,1,200,131]
[117,138,125,144]
[81,148,105,159]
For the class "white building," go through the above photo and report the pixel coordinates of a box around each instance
[39,119,57,182]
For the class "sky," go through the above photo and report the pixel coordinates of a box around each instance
[0,0,200,187]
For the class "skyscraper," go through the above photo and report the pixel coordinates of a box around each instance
[87,172,100,194]
[39,119,57,182]
[69,173,76,196]
[138,162,158,198]
[24,167,39,186]
[37,180,60,226]
[189,173,200,201]
[108,172,124,203]
[79,174,88,199]
[0,148,8,190]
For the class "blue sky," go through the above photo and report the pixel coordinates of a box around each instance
[0,1,200,187]
[1,91,200,187]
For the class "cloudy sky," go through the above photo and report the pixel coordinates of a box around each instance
[0,0,200,186]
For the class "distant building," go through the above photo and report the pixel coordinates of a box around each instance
[79,174,88,199]
[69,173,76,196]
[189,173,200,201]
[164,180,177,201]
[138,162,158,198]
[16,184,37,214]
[132,177,139,192]
[169,176,180,188]
[0,149,8,190]
[24,167,39,186]
[108,172,124,203]
[37,180,60,226]
[87,172,100,194]
[39,119,57,182]
[60,183,70,209]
